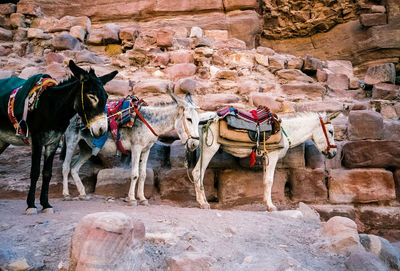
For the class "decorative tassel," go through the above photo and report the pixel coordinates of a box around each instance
[250,148,256,167]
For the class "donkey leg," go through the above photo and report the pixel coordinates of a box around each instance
[70,144,92,200]
[262,151,280,212]
[26,139,42,215]
[0,140,10,155]
[40,142,60,213]
[128,146,142,206]
[62,132,80,199]
[137,148,151,205]
[192,140,220,209]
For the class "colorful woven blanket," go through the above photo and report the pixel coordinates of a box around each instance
[217,106,274,124]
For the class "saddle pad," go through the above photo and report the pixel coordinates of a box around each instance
[219,120,281,144]
[217,131,284,152]
[0,74,52,120]
[226,115,272,132]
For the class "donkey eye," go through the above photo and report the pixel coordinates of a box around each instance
[187,118,192,123]
[329,130,333,136]
[87,94,99,106]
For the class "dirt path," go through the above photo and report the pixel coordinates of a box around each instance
[0,197,349,270]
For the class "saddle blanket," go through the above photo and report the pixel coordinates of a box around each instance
[217,106,274,125]
[0,74,54,121]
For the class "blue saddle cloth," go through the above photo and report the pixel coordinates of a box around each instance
[0,74,52,121]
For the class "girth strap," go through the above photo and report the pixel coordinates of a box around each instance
[134,106,158,137]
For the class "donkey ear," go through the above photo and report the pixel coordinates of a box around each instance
[167,83,187,106]
[69,60,86,80]
[185,93,196,106]
[327,111,342,122]
[99,70,118,85]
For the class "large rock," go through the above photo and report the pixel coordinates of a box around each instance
[218,168,289,206]
[104,79,131,97]
[357,206,400,241]
[312,204,356,221]
[372,83,399,100]
[170,50,194,64]
[95,168,154,199]
[75,50,104,64]
[132,79,170,96]
[342,140,400,168]
[197,94,240,111]
[166,252,213,271]
[383,120,400,141]
[102,23,120,44]
[0,3,16,15]
[0,27,12,41]
[326,74,349,90]
[321,216,361,254]
[302,54,323,73]
[281,83,325,100]
[226,10,259,48]
[359,234,400,270]
[45,63,69,81]
[249,93,282,112]
[52,33,81,51]
[295,100,343,113]
[166,63,197,81]
[69,212,145,271]
[364,63,396,85]
[328,169,396,204]
[158,168,217,204]
[347,110,383,140]
[276,69,313,83]
[345,251,389,271]
[359,13,387,27]
[288,168,327,203]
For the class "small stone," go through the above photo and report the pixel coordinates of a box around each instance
[189,26,203,38]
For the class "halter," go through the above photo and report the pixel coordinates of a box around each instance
[319,115,337,153]
[177,106,200,144]
[80,82,106,129]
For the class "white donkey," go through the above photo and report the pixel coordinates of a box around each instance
[192,111,341,211]
[62,90,200,205]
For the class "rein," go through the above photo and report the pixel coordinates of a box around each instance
[177,106,200,144]
[319,116,337,153]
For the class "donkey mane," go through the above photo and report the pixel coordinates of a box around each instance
[151,101,176,107]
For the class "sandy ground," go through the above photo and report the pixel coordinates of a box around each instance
[0,197,349,271]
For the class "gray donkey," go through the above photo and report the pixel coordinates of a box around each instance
[62,90,200,205]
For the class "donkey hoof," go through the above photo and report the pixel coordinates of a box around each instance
[266,205,277,212]
[63,195,72,201]
[26,208,37,215]
[127,200,137,206]
[200,203,211,209]
[42,208,54,214]
[79,195,89,201]
[139,200,149,206]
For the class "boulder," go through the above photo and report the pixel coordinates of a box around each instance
[69,212,145,271]
[215,69,238,81]
[276,69,313,83]
[316,69,328,82]
[295,100,343,113]
[156,28,174,47]
[151,52,170,67]
[189,26,203,38]
[345,251,389,271]
[197,94,240,111]
[86,29,103,45]
[357,206,400,235]
[312,204,356,221]
[95,168,154,199]
[169,50,194,64]
[166,63,197,81]
[268,54,286,69]
[372,83,399,100]
[19,67,41,80]
[16,2,42,16]
[0,3,16,15]
[47,16,91,32]
[13,28,27,42]
[218,168,289,206]
[364,63,396,85]
[70,25,86,42]
[166,252,212,271]
[214,38,246,49]
[10,13,25,28]
[158,168,216,204]
[326,74,349,90]
[104,79,131,97]
[52,33,81,51]
[286,55,304,69]
[0,27,12,41]
[360,13,387,27]
[0,70,13,79]
[45,52,64,65]
[321,216,361,253]
[281,83,325,100]
[256,46,275,56]
[255,53,269,67]
[328,169,396,203]
[102,23,120,44]
[289,168,327,203]
[342,140,400,168]
[172,38,193,50]
[132,79,170,96]
[383,120,400,141]
[370,5,386,13]
[226,10,259,48]
[347,110,383,140]
[75,50,104,64]
[223,0,258,11]
[359,234,400,270]
[204,29,228,41]
[45,63,69,81]
[27,28,50,40]
[249,93,282,112]
[302,54,323,73]
[175,78,197,95]
[326,60,354,78]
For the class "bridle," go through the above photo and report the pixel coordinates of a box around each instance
[177,106,200,144]
[80,82,106,129]
[319,115,337,154]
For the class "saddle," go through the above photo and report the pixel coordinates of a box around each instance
[217,106,281,143]
[0,74,57,144]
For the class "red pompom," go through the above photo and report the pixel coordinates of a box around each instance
[250,150,256,167]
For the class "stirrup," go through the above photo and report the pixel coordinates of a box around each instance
[16,120,29,139]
